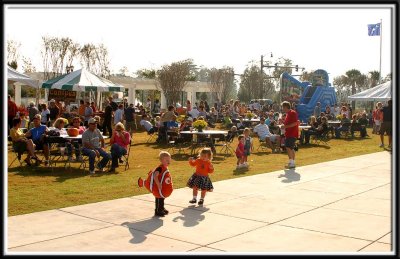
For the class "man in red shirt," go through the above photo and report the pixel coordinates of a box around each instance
[8,95,18,131]
[280,101,299,169]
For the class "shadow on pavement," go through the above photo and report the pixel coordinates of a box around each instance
[172,206,210,227]
[278,169,301,183]
[122,218,164,244]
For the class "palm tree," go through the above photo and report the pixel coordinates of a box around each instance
[345,69,363,111]
[368,70,380,87]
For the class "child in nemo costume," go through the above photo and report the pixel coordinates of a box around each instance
[187,148,214,205]
[138,151,173,217]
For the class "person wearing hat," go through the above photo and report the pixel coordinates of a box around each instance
[28,102,39,123]
[81,118,111,174]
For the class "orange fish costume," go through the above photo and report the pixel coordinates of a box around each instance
[142,165,173,198]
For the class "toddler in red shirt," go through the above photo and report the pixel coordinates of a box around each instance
[235,135,245,169]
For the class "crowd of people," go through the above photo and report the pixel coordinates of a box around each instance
[8,92,392,173]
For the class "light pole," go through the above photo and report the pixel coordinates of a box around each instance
[260,52,273,99]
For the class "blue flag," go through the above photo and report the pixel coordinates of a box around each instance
[368,23,381,36]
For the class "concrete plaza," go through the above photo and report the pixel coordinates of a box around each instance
[7,151,393,254]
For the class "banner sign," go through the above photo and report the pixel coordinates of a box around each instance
[48,89,77,102]
[280,74,303,104]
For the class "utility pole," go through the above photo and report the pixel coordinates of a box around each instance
[260,55,264,99]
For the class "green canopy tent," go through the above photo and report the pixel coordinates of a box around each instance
[41,68,124,109]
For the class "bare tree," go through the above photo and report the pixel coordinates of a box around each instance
[93,43,111,79]
[58,37,73,74]
[209,66,235,104]
[22,56,36,73]
[7,39,21,69]
[156,59,192,106]
[80,43,97,71]
[66,42,81,68]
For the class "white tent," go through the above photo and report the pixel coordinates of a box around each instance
[7,65,40,88]
[41,68,123,92]
[348,81,392,101]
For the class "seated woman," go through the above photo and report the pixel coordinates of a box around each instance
[303,116,328,144]
[53,118,68,135]
[10,117,37,166]
[109,122,131,173]
[68,117,86,134]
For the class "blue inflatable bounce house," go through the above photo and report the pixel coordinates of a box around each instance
[280,69,337,122]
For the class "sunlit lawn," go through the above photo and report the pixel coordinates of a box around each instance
[8,126,388,216]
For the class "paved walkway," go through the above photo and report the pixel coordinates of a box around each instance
[7,152,392,254]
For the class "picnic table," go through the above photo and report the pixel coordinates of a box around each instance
[179,130,229,155]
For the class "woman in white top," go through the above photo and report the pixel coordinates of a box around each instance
[41,103,50,126]
[53,118,68,135]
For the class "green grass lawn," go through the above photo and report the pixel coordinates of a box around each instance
[8,127,388,216]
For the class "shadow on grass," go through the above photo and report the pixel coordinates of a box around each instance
[172,207,210,227]
[9,164,111,182]
[278,169,301,183]
[233,167,248,175]
[253,151,270,156]
[298,143,331,150]
[171,153,191,161]
[122,218,164,244]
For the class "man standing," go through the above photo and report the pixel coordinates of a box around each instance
[280,101,299,169]
[8,95,18,131]
[28,102,39,123]
[379,100,392,148]
[48,99,60,126]
[84,101,94,127]
[124,103,136,136]
[109,96,118,112]
[314,102,321,117]
[81,118,111,174]
[78,100,86,119]
[103,100,113,138]
[114,104,124,126]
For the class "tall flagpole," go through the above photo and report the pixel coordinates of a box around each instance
[379,19,382,84]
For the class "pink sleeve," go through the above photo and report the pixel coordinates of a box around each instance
[124,132,131,144]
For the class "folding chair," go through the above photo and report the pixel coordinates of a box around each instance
[253,132,269,152]
[189,134,208,156]
[350,122,366,138]
[167,131,186,154]
[79,147,111,173]
[214,132,235,156]
[146,131,158,143]
[8,136,25,168]
[45,136,70,172]
[339,122,352,138]
[120,139,132,171]
[311,129,330,145]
